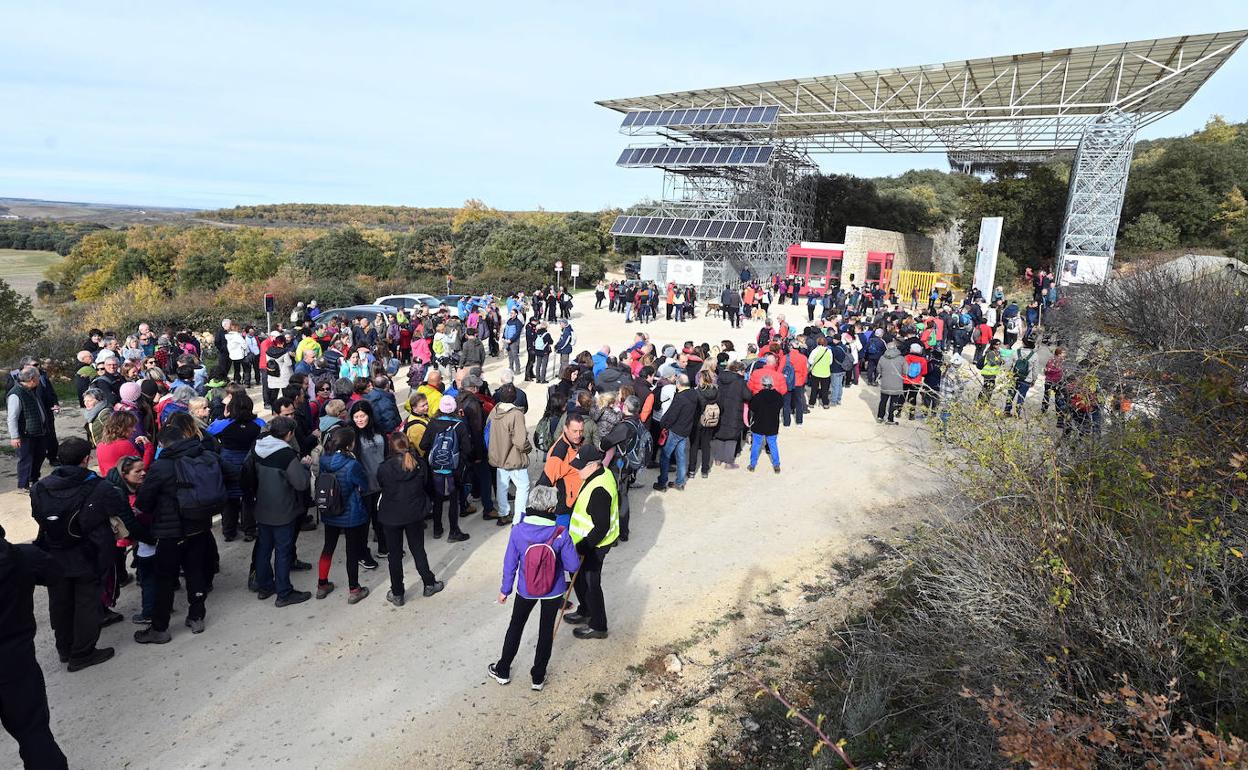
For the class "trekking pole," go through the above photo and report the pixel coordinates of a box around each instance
[553,563,584,637]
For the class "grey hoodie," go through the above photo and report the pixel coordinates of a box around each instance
[878,347,907,395]
[249,434,310,527]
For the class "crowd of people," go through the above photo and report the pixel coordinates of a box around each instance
[3,268,1100,768]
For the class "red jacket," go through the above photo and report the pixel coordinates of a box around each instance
[777,351,809,387]
[747,364,789,395]
[975,323,993,345]
[902,354,928,385]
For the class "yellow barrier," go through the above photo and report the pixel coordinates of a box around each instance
[894,270,946,301]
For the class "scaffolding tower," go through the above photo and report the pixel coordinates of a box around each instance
[1056,110,1140,282]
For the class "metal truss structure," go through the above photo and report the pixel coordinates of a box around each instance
[600,30,1245,286]
[1056,110,1140,274]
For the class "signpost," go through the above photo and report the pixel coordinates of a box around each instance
[554,260,564,289]
[570,263,580,291]
[263,293,275,333]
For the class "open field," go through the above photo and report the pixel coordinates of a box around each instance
[0,248,64,297]
[0,197,200,226]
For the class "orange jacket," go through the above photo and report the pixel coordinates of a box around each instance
[542,435,583,514]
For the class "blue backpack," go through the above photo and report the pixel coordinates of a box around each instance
[907,360,923,379]
[782,359,796,390]
[428,418,462,475]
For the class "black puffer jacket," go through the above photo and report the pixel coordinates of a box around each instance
[714,370,751,441]
[31,466,125,578]
[376,453,430,526]
[135,437,219,540]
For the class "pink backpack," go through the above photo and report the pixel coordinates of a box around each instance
[523,526,566,597]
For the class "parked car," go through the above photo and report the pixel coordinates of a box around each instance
[624,261,641,279]
[375,293,444,312]
[315,304,396,324]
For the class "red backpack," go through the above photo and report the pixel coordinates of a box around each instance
[523,526,566,597]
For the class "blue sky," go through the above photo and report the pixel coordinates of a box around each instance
[2,2,1245,212]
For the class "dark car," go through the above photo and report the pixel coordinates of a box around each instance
[315,304,395,324]
[624,261,641,279]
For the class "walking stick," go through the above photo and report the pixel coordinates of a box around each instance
[553,563,584,637]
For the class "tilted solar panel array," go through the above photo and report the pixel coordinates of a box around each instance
[616,144,775,168]
[609,216,765,242]
[620,105,780,129]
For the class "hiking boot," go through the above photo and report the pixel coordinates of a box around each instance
[773,466,781,474]
[487,663,511,685]
[257,588,275,601]
[673,484,685,491]
[347,586,370,604]
[66,643,114,668]
[316,582,335,600]
[573,627,608,640]
[482,509,501,521]
[448,531,470,543]
[423,580,446,598]
[432,527,444,539]
[651,482,666,492]
[134,628,172,645]
[700,472,709,479]
[461,503,478,516]
[562,612,589,625]
[386,590,405,607]
[291,559,312,571]
[276,591,311,607]
[496,515,513,526]
[185,617,205,634]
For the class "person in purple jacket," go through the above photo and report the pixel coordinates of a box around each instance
[488,485,581,691]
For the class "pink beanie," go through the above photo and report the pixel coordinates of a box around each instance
[119,382,141,404]
[439,396,457,414]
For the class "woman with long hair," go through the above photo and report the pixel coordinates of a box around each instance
[207,392,265,541]
[105,455,155,623]
[317,428,372,603]
[376,433,444,606]
[96,411,141,477]
[348,400,385,566]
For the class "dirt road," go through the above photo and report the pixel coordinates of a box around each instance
[0,297,935,769]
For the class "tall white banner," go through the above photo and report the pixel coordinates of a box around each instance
[973,217,1003,294]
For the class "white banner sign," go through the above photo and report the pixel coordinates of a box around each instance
[665,258,705,286]
[1059,255,1111,286]
[973,217,1003,295]
[570,263,580,278]
[640,255,667,282]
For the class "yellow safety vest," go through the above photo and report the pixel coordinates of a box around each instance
[570,471,619,548]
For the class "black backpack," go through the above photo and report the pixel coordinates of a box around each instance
[174,453,227,523]
[32,478,98,550]
[314,470,344,518]
[622,418,653,473]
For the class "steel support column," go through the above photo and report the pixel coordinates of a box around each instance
[1056,109,1139,282]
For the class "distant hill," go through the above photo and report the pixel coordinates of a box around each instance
[0,197,200,226]
[199,202,601,230]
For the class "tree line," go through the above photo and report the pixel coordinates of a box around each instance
[0,220,107,255]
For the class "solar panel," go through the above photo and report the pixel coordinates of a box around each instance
[608,216,765,242]
[619,105,782,129]
[614,143,776,167]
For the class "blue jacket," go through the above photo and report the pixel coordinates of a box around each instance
[500,516,581,599]
[592,352,609,378]
[554,326,575,354]
[319,452,370,528]
[364,389,402,434]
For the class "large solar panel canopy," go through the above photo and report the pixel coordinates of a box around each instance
[599,31,1247,155]
[600,30,1246,291]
